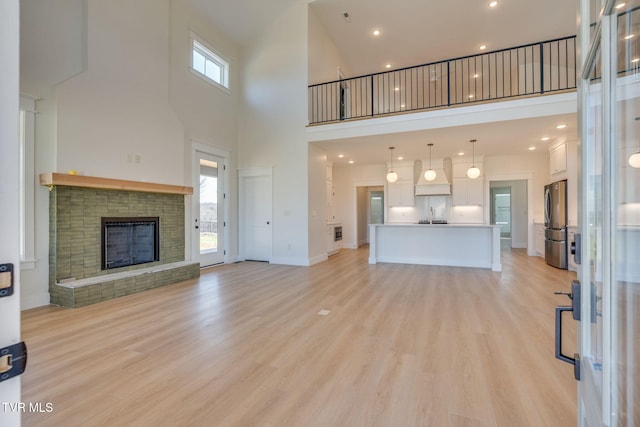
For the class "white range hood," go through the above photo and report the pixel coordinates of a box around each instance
[414,158,452,196]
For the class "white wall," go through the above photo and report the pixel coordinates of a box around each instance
[0,0,22,421]
[55,0,184,183]
[307,5,351,85]
[239,0,312,265]
[308,143,329,263]
[333,163,387,249]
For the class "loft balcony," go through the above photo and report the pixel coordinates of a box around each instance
[308,36,577,126]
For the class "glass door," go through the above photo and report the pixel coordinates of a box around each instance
[194,151,225,267]
[576,0,640,425]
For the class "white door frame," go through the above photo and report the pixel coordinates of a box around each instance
[0,1,22,423]
[484,172,534,255]
[239,168,273,261]
[191,142,230,266]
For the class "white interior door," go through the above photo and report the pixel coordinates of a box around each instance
[574,1,639,425]
[241,174,272,262]
[193,151,225,267]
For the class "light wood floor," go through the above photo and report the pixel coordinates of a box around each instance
[21,246,578,426]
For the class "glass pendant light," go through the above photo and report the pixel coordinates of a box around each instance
[629,117,640,168]
[424,143,437,181]
[386,146,398,183]
[467,139,481,179]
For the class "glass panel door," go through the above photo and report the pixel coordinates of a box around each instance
[578,1,640,425]
[194,152,225,267]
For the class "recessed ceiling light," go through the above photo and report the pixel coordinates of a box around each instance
[385,63,391,69]
[489,1,498,7]
[338,154,344,158]
[479,45,487,50]
[615,3,626,9]
[541,136,550,141]
[632,58,640,63]
[528,146,536,151]
[556,124,567,129]
[394,87,399,91]
[373,29,381,36]
[397,156,403,160]
[473,74,480,78]
[625,34,635,40]
[458,151,465,156]
[348,160,354,164]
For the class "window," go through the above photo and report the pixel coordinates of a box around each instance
[191,33,229,90]
[19,96,36,269]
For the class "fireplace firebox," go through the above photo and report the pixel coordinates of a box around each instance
[101,217,159,270]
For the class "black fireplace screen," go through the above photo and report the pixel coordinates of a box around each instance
[101,217,159,270]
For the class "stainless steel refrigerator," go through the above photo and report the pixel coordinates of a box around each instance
[544,180,568,269]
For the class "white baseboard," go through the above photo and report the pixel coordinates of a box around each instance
[21,292,50,310]
[269,256,311,266]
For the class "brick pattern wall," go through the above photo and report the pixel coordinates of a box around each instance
[49,186,185,282]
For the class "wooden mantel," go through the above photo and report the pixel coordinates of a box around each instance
[39,173,193,195]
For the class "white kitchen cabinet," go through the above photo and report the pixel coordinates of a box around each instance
[535,223,545,257]
[452,178,483,206]
[388,180,415,207]
[550,143,567,176]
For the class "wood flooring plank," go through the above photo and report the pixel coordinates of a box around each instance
[21,246,577,426]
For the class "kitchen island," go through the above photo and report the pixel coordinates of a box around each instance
[369,223,502,271]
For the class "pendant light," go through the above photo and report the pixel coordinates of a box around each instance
[467,139,481,179]
[386,146,398,183]
[629,117,640,168]
[424,143,437,181]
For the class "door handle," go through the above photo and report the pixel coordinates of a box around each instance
[554,280,581,381]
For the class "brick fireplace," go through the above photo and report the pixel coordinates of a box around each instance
[42,173,200,308]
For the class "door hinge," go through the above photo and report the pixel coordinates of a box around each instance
[0,263,15,298]
[224,250,226,255]
[0,342,27,383]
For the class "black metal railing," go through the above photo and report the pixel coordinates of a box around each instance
[308,36,577,125]
[589,5,640,80]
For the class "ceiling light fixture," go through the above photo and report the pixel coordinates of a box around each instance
[556,123,568,129]
[385,63,392,69]
[629,117,640,168]
[489,1,499,7]
[479,45,487,50]
[348,160,355,164]
[632,58,640,63]
[625,34,635,40]
[473,74,480,78]
[424,143,437,181]
[458,151,465,156]
[386,147,398,183]
[373,29,381,36]
[528,146,536,151]
[541,136,550,141]
[467,139,481,179]
[338,154,344,158]
[616,3,626,9]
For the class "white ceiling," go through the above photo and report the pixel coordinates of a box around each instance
[313,113,578,167]
[186,0,580,166]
